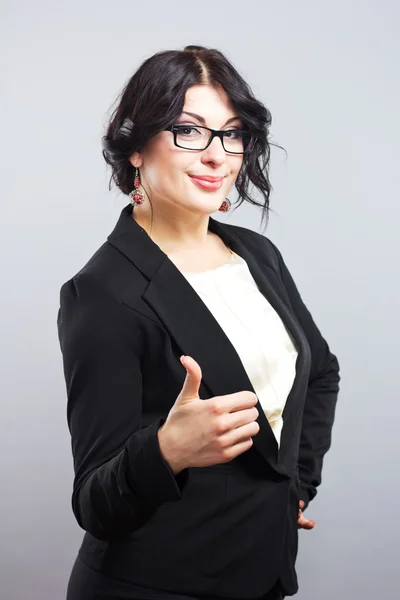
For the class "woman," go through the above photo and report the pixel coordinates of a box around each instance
[57,45,340,600]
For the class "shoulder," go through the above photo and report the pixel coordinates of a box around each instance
[61,240,125,286]
[58,243,121,318]
[57,270,150,361]
[57,251,163,345]
[58,238,144,310]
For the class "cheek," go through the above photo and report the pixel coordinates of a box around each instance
[145,139,191,188]
[145,162,169,188]
[145,158,189,195]
[236,156,244,172]
[229,157,243,179]
[141,137,180,189]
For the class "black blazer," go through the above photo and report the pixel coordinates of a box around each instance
[57,203,340,599]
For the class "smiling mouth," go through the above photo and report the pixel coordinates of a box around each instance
[188,175,225,182]
[188,175,225,190]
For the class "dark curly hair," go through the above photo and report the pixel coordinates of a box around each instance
[102,45,286,233]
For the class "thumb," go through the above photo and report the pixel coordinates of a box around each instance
[177,355,202,403]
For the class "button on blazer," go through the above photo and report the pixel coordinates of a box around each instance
[57,203,340,599]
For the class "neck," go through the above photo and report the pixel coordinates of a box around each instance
[131,203,213,254]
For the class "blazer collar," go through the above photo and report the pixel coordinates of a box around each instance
[107,204,311,477]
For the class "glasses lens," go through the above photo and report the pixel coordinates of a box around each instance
[174,126,211,150]
[222,131,253,153]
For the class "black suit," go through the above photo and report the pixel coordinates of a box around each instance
[57,204,340,599]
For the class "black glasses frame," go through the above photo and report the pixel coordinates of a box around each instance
[165,124,255,154]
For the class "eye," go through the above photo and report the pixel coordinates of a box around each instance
[174,125,202,136]
[223,130,243,139]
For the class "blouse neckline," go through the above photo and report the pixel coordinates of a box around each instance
[181,250,243,276]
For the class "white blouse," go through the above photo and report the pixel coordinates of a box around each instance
[181,250,298,448]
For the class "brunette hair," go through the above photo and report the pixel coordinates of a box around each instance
[102,45,286,232]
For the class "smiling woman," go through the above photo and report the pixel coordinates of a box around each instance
[102,45,286,240]
[58,44,340,600]
[127,82,246,224]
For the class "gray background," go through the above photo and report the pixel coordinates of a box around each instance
[1,1,399,598]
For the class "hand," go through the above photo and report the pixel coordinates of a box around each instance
[158,355,260,474]
[297,500,315,529]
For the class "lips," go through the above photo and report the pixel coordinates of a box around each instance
[188,174,225,191]
[189,175,224,191]
[189,175,224,182]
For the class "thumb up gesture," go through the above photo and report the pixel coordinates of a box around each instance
[157,355,260,474]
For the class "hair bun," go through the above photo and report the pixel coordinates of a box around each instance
[183,45,207,53]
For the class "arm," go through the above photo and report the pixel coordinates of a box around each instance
[57,273,189,540]
[271,242,340,511]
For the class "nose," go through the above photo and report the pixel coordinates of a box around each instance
[201,134,227,165]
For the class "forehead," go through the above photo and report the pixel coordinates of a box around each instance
[182,85,238,122]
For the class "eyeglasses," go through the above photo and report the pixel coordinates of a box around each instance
[165,125,255,154]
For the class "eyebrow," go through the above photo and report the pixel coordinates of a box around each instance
[180,111,241,127]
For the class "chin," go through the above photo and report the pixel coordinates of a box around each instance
[182,200,221,215]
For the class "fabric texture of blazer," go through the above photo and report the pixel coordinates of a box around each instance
[57,203,340,598]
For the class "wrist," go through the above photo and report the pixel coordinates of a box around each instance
[157,425,185,476]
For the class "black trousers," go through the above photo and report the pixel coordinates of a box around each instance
[66,555,286,600]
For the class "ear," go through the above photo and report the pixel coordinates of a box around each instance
[129,151,143,169]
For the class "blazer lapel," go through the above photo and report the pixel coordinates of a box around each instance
[107,204,311,477]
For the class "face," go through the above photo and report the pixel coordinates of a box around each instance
[129,84,244,217]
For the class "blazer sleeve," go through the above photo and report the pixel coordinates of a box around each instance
[270,242,340,511]
[57,273,189,540]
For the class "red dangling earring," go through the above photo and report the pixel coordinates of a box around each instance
[218,198,231,212]
[129,167,145,205]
